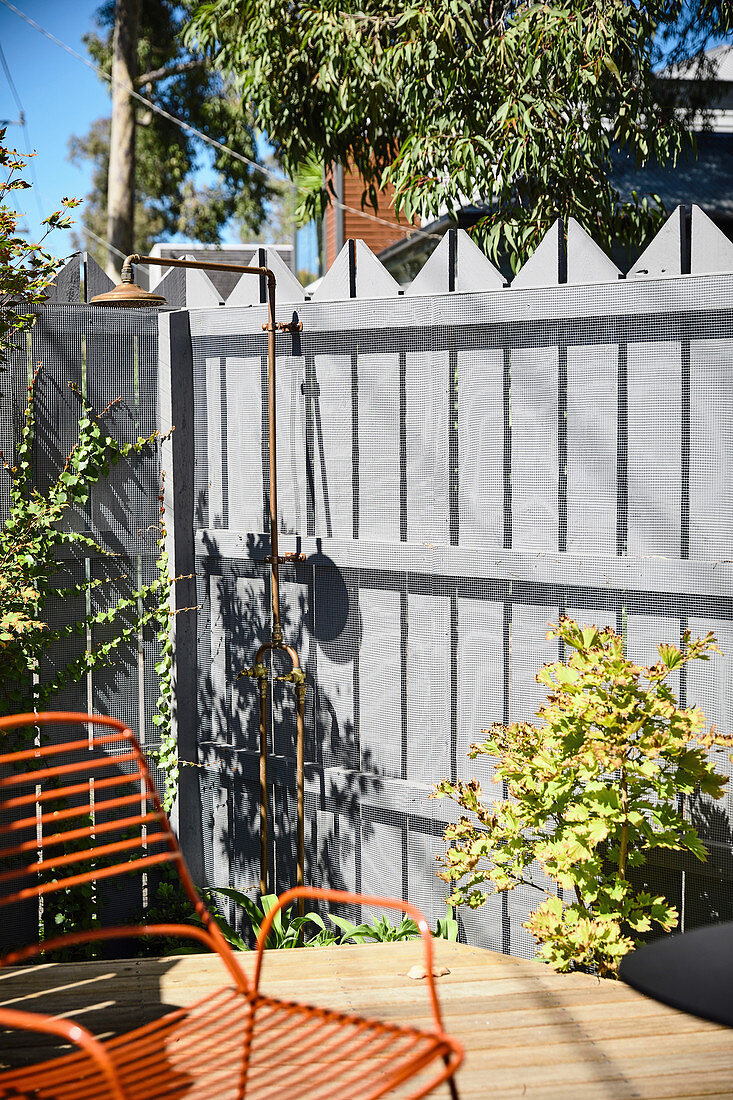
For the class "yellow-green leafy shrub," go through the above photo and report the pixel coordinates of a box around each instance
[434,619,731,976]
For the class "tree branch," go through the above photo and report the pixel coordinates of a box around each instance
[135,59,203,86]
[574,884,591,916]
[619,766,629,879]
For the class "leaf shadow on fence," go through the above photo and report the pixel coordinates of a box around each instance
[195,534,386,930]
[685,793,733,929]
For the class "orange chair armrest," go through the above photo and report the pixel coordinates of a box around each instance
[253,886,448,1033]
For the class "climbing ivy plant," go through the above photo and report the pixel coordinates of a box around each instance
[434,619,732,977]
[152,471,178,811]
[0,128,176,803]
[0,366,167,720]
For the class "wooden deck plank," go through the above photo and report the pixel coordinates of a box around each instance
[1,940,732,1098]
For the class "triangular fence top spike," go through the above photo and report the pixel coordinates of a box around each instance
[405,231,452,296]
[311,240,354,301]
[226,246,306,307]
[229,247,266,304]
[313,238,401,301]
[565,218,622,285]
[627,206,687,279]
[511,218,565,288]
[152,256,223,309]
[83,253,114,303]
[691,204,733,274]
[45,253,82,303]
[406,228,504,296]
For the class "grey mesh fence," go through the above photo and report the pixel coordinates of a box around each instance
[4,220,733,959]
[186,258,733,955]
[0,277,163,952]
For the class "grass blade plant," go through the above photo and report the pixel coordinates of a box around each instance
[207,887,459,950]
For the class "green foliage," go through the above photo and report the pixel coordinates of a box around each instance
[328,912,421,944]
[0,367,165,718]
[70,0,273,263]
[433,905,460,943]
[0,129,81,369]
[207,887,459,950]
[0,129,176,768]
[433,618,731,977]
[150,471,177,811]
[38,799,101,961]
[0,131,182,954]
[185,0,732,270]
[206,888,338,949]
[135,865,203,956]
[328,908,458,944]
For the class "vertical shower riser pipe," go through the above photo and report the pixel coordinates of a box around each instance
[258,673,269,897]
[253,639,305,916]
[120,254,305,911]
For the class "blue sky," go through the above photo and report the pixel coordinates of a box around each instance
[0,0,108,256]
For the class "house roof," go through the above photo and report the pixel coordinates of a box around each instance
[611,132,733,218]
[662,43,733,81]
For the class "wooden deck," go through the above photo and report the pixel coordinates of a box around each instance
[2,939,733,1098]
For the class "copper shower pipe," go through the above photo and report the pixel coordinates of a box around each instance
[91,254,306,912]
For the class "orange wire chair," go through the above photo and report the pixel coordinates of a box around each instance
[0,713,463,1099]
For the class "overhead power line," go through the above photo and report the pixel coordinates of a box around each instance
[0,39,23,118]
[82,225,128,261]
[0,0,440,244]
[0,39,45,224]
[0,35,126,260]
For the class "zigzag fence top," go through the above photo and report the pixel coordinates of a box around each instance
[46,205,733,308]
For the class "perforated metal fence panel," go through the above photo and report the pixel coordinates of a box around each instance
[188,272,733,953]
[1,303,164,951]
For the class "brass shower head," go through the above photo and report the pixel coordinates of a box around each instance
[90,257,167,307]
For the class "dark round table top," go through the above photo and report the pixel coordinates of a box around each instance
[619,922,733,1028]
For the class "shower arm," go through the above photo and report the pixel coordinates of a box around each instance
[120,252,303,644]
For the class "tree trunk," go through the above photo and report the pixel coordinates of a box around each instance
[106,0,140,279]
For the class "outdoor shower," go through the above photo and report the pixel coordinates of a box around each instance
[92,254,306,911]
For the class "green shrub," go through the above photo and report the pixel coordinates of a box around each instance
[206,887,459,950]
[433,618,731,977]
[204,889,338,949]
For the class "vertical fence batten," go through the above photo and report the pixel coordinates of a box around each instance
[158,309,203,882]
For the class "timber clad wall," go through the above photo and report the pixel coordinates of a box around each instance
[5,209,733,955]
[325,163,417,268]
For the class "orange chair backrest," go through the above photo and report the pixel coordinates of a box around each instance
[0,712,198,963]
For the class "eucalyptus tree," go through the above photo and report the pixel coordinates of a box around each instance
[185,0,732,269]
[71,0,273,274]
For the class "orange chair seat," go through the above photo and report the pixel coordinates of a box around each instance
[0,714,462,1100]
[0,982,455,1100]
